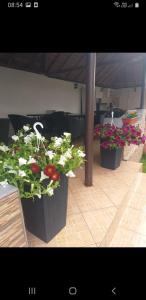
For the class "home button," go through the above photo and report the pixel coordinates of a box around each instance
[69,287,77,296]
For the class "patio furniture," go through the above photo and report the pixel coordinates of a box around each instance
[8,114,37,133]
[103,108,126,128]
[0,118,10,145]
[66,114,85,139]
[44,111,68,137]
[0,184,28,247]
[8,112,85,141]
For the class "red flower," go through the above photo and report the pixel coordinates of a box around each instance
[44,164,56,177]
[106,130,113,136]
[30,163,41,174]
[101,141,109,149]
[115,136,120,140]
[50,171,60,181]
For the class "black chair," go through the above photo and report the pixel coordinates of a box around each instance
[65,115,85,139]
[8,114,38,134]
[0,118,10,145]
[44,111,67,137]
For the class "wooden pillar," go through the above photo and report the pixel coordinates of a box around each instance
[140,58,146,109]
[85,53,96,186]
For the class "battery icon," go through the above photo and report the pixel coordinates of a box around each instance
[135,2,139,7]
[34,2,38,7]
[25,2,31,7]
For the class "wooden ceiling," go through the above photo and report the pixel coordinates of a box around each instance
[0,53,145,88]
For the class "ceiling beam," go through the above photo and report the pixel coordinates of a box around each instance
[47,55,144,75]
[44,53,61,75]
[48,65,84,75]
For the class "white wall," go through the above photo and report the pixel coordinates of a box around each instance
[0,66,81,116]
[81,86,104,114]
[3,65,142,116]
[110,87,146,110]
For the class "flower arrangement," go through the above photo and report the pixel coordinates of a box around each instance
[0,125,85,199]
[122,111,138,125]
[94,123,146,150]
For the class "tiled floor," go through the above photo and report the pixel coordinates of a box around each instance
[27,140,146,247]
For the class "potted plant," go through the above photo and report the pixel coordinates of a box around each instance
[94,123,146,170]
[122,110,138,125]
[0,124,85,242]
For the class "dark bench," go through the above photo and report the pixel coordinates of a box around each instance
[0,118,10,145]
[8,112,85,141]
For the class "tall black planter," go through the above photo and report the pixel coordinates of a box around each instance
[100,147,123,170]
[21,174,68,243]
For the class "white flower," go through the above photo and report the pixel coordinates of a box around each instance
[54,137,63,147]
[58,155,67,166]
[40,171,48,182]
[27,156,37,164]
[63,132,71,138]
[23,125,30,132]
[31,183,34,191]
[18,170,27,177]
[47,187,54,196]
[66,170,76,177]
[45,150,55,159]
[0,179,8,187]
[30,132,35,138]
[64,149,72,159]
[24,135,31,144]
[12,135,19,141]
[7,170,17,174]
[36,193,41,199]
[24,132,35,144]
[19,158,27,166]
[0,145,9,152]
[3,163,12,169]
[77,149,86,158]
[40,136,45,142]
[19,132,23,137]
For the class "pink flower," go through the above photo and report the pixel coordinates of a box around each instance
[100,141,109,149]
[106,130,113,136]
[141,135,146,144]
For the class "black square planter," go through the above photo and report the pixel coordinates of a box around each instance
[21,174,68,243]
[100,147,123,170]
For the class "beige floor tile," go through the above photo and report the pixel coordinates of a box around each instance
[53,214,95,247]
[70,185,102,196]
[67,194,80,215]
[85,243,97,247]
[69,179,92,194]
[127,191,146,211]
[82,207,117,243]
[94,176,127,191]
[102,187,128,206]
[112,172,137,186]
[27,231,58,247]
[54,230,95,247]
[109,227,146,247]
[113,161,142,173]
[27,214,95,247]
[119,207,146,236]
[129,173,146,195]
[74,190,114,212]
